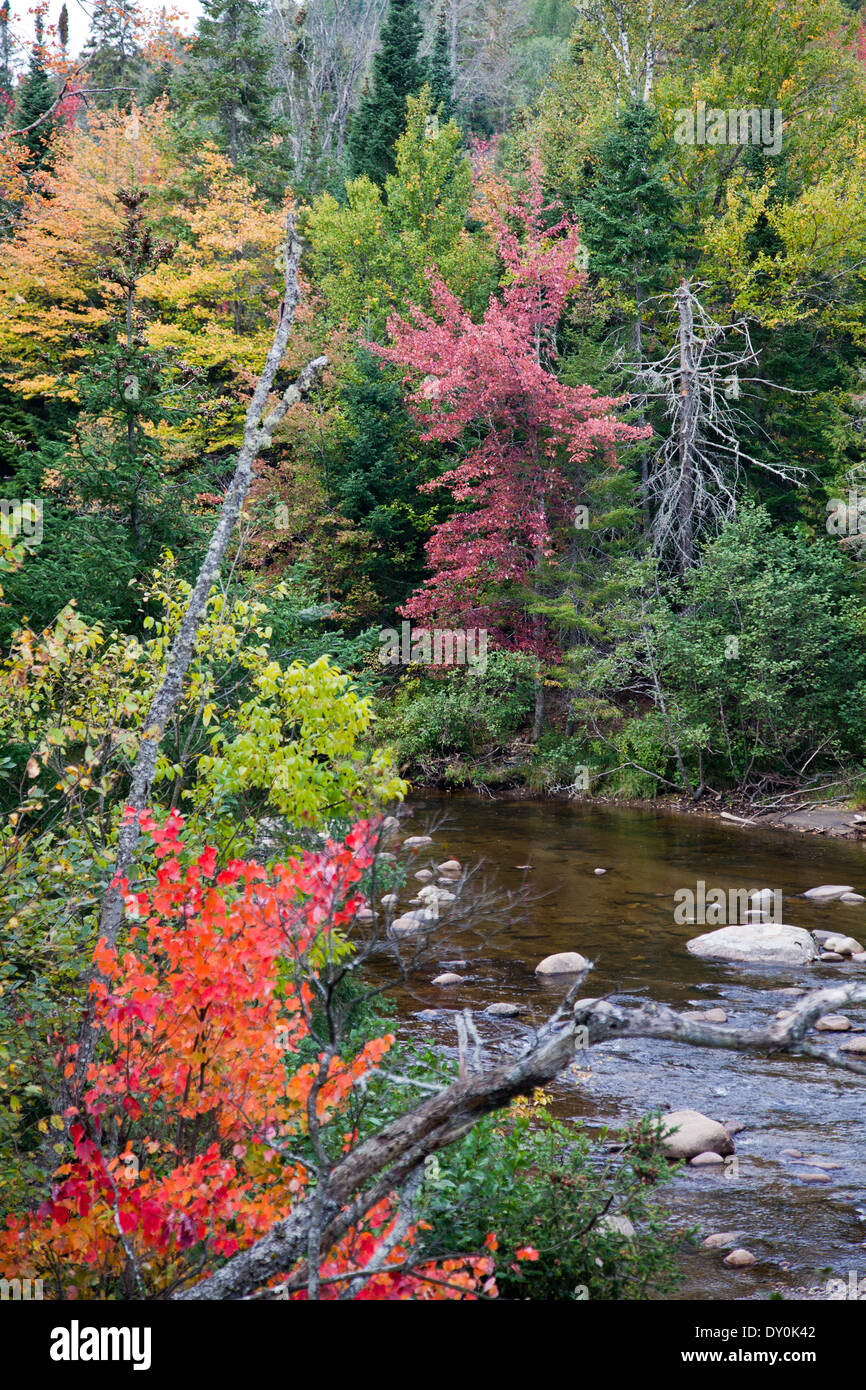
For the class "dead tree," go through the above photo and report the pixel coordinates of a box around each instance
[173,965,866,1301]
[633,280,805,572]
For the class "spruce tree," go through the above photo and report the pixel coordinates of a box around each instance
[575,101,685,353]
[347,0,425,184]
[173,0,285,192]
[14,15,60,175]
[82,0,146,109]
[0,1,14,124]
[428,9,454,120]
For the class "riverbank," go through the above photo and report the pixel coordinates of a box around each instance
[386,794,866,1300]
[404,777,866,842]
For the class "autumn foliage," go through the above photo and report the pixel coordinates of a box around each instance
[369,159,647,657]
[0,811,494,1299]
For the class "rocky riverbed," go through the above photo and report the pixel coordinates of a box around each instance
[376,795,866,1300]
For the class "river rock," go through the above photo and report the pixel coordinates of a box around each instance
[688,1007,728,1023]
[687,922,818,964]
[690,1151,725,1167]
[414,869,433,882]
[390,909,438,936]
[485,1002,524,1017]
[438,859,461,875]
[841,893,865,904]
[814,1014,851,1031]
[823,935,864,956]
[820,952,845,962]
[381,893,399,907]
[356,906,374,921]
[594,867,607,875]
[703,1232,746,1249]
[597,1214,635,1238]
[724,1120,746,1136]
[724,1249,757,1268]
[660,1110,735,1161]
[749,888,776,909]
[403,835,434,849]
[797,1156,843,1170]
[853,952,866,963]
[534,951,589,976]
[840,1035,866,1054]
[804,884,854,901]
[432,973,464,986]
[418,885,455,903]
[798,1170,831,1183]
[777,987,807,996]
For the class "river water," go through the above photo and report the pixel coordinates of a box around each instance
[387,795,866,1300]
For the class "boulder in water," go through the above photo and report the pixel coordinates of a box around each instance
[534,951,589,976]
[687,922,817,964]
[659,1110,735,1161]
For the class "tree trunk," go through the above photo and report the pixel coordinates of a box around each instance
[675,279,697,573]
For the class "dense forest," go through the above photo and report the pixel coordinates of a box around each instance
[1,0,866,1318]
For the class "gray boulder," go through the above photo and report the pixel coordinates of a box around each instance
[687,922,817,964]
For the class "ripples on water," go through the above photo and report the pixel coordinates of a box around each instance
[383,796,866,1300]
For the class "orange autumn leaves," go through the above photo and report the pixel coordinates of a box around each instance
[0,812,495,1299]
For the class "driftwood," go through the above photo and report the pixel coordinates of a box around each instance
[174,975,866,1301]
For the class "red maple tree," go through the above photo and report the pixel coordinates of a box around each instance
[368,157,647,658]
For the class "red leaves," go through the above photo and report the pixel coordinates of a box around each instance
[0,812,491,1299]
[367,157,648,656]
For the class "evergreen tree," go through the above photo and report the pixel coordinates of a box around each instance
[347,0,425,184]
[574,101,686,354]
[172,0,285,192]
[82,0,146,109]
[14,15,60,175]
[428,9,454,120]
[58,3,69,53]
[1,190,211,634]
[0,1,14,125]
[329,348,440,611]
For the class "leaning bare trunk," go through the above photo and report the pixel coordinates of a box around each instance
[59,213,326,1116]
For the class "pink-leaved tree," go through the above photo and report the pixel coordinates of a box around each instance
[368,157,647,671]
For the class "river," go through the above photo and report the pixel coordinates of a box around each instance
[385,794,866,1300]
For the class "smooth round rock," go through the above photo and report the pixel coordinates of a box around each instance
[814,1014,852,1031]
[596,1214,635,1237]
[804,885,854,901]
[690,1151,725,1167]
[840,893,865,904]
[660,1110,735,1161]
[820,952,845,962]
[823,935,864,956]
[432,973,464,986]
[703,1231,746,1249]
[798,1170,831,1183]
[414,868,433,882]
[390,909,438,936]
[403,835,434,849]
[485,1002,524,1017]
[534,951,589,976]
[840,1036,866,1054]
[380,893,399,907]
[438,859,461,874]
[687,922,818,964]
[724,1120,746,1136]
[724,1249,757,1268]
[594,867,607,875]
[689,1007,728,1023]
